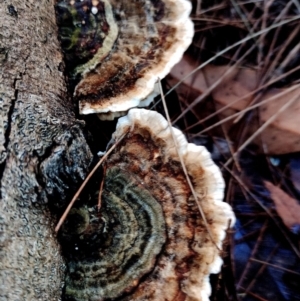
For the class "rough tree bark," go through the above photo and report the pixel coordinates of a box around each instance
[0,0,93,299]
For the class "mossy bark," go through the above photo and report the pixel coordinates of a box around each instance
[0,0,93,299]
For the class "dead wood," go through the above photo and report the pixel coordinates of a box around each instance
[0,0,93,299]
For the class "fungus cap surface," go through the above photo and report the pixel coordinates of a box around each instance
[55,0,194,117]
[62,108,235,301]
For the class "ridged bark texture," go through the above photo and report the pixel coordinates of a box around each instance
[0,0,93,299]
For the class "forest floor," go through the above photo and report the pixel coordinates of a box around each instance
[161,1,300,300]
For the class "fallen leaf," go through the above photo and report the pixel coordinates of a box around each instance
[169,55,300,154]
[264,181,300,234]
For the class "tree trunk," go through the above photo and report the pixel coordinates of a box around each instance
[0,0,93,299]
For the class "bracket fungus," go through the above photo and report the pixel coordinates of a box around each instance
[55,0,194,119]
[60,109,235,301]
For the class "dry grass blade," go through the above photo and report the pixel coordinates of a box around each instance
[97,165,106,211]
[172,43,256,125]
[243,245,279,296]
[187,66,300,133]
[261,25,300,84]
[230,0,257,40]
[224,93,299,167]
[250,258,300,276]
[222,164,300,258]
[236,221,269,288]
[55,133,127,233]
[158,80,221,251]
[194,84,300,136]
[153,13,300,113]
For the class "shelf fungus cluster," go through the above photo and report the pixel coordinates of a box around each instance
[55,1,235,300]
[60,109,235,301]
[55,0,194,119]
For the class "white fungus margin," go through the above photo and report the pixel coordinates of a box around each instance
[112,108,236,301]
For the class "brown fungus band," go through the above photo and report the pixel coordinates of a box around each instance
[60,109,235,301]
[55,0,194,119]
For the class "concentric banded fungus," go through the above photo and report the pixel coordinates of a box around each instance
[61,109,235,301]
[55,0,194,119]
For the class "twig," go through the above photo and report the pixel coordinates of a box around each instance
[97,165,106,211]
[244,245,279,296]
[186,66,300,133]
[193,84,300,136]
[249,257,300,276]
[158,80,221,251]
[224,93,299,167]
[221,164,300,258]
[236,221,269,288]
[172,42,257,124]
[151,13,300,113]
[55,133,127,233]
